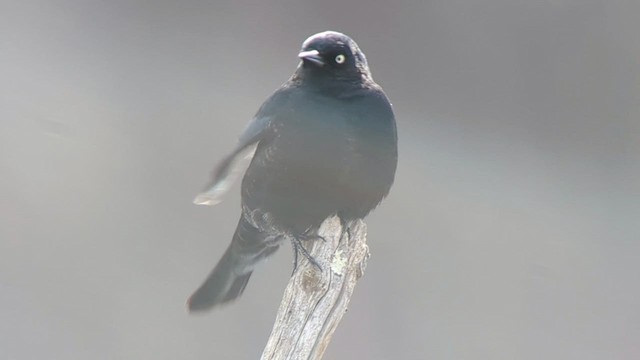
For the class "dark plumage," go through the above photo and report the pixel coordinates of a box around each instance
[188,31,397,312]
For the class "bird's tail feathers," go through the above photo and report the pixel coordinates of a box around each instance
[187,217,278,312]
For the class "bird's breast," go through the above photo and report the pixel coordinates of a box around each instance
[242,92,397,229]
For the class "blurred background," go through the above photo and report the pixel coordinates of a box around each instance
[1,0,638,359]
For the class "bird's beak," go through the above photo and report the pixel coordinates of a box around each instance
[298,50,325,66]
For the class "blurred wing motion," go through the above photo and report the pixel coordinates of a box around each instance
[193,115,272,206]
[192,145,256,206]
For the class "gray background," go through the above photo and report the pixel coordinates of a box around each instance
[1,1,638,359]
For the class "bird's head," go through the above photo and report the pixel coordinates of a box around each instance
[295,31,373,87]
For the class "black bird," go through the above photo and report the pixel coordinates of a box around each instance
[188,31,397,312]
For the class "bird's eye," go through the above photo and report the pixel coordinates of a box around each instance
[335,54,346,64]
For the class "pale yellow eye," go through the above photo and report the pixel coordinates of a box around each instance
[335,54,346,64]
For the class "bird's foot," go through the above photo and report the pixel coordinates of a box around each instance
[290,236,322,274]
[299,230,327,243]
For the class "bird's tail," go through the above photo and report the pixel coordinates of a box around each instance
[187,217,279,312]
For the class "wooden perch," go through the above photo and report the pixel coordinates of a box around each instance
[261,216,370,360]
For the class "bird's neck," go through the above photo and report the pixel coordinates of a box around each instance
[291,68,371,98]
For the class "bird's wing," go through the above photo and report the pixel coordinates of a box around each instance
[193,114,272,206]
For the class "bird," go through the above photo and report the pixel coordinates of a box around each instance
[188,31,397,312]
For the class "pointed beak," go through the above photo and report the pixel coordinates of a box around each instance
[298,50,325,66]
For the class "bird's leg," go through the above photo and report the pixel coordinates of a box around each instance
[338,217,352,243]
[290,237,300,274]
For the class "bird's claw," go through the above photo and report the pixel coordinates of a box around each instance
[290,236,322,274]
